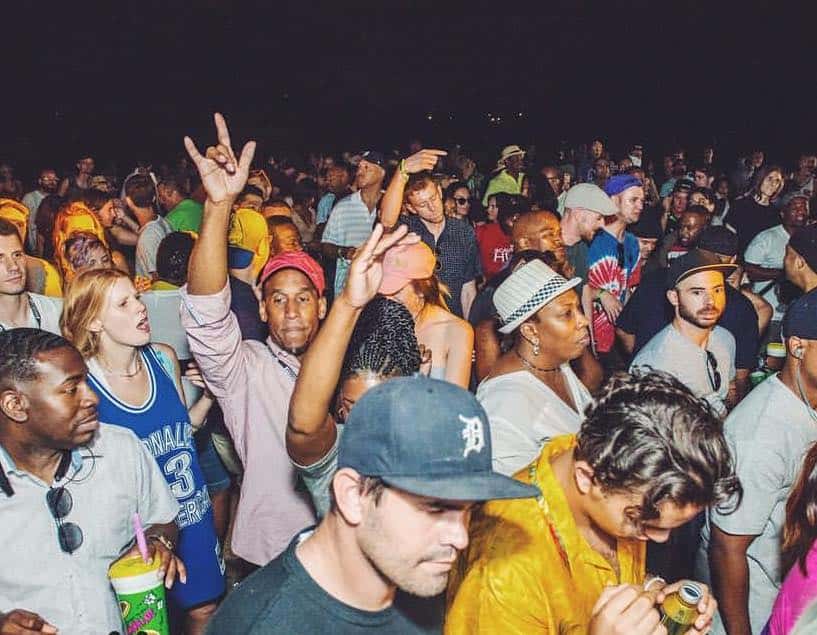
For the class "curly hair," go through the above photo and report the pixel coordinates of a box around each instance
[0,328,73,388]
[575,369,742,521]
[340,297,422,382]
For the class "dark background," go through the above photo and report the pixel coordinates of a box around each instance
[3,1,816,177]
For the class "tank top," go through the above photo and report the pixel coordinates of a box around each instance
[87,346,224,608]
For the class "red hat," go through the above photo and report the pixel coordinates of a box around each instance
[378,242,436,295]
[258,250,325,296]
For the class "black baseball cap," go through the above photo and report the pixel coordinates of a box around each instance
[338,376,540,502]
[667,249,738,288]
[359,150,386,168]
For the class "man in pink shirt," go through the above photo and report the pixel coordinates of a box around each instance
[180,114,325,566]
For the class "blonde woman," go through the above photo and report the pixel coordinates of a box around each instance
[61,268,222,634]
[378,241,473,387]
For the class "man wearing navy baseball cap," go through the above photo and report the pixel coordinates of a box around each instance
[585,174,645,369]
[207,375,538,633]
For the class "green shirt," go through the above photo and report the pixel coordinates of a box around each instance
[166,198,204,233]
[481,169,525,205]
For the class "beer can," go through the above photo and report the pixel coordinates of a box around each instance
[659,582,702,635]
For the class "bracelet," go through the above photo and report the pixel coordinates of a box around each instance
[643,576,666,592]
[147,534,175,552]
[399,159,409,179]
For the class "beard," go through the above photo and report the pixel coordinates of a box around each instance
[678,302,721,329]
[358,506,456,598]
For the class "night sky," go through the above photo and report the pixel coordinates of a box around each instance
[4,2,816,175]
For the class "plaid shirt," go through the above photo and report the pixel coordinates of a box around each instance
[401,214,482,317]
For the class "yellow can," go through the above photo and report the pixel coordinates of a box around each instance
[659,582,702,635]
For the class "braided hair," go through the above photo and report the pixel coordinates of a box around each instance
[340,296,422,381]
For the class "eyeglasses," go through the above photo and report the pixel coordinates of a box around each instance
[453,197,469,205]
[46,486,83,554]
[706,350,722,392]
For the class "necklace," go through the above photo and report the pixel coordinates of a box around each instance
[514,349,561,374]
[98,352,143,378]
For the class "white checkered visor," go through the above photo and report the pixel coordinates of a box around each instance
[497,275,583,334]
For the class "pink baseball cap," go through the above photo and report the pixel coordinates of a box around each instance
[258,250,326,296]
[378,242,436,295]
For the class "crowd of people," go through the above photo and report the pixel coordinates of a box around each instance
[3,115,817,634]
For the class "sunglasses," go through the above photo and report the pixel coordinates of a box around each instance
[454,197,469,205]
[706,350,722,392]
[46,486,83,554]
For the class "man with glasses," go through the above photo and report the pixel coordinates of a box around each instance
[0,329,182,634]
[631,250,738,418]
[21,168,59,253]
[585,174,644,369]
[697,291,817,635]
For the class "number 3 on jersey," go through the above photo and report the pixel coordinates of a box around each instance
[164,451,195,499]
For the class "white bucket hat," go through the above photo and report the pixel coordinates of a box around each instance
[494,260,582,334]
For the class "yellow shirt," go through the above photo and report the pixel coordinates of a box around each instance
[25,256,62,297]
[445,434,646,634]
[481,169,525,205]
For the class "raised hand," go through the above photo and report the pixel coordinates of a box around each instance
[403,149,448,174]
[183,113,256,205]
[341,223,420,308]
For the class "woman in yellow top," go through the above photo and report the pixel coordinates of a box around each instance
[445,371,740,634]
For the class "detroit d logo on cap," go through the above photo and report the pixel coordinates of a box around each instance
[460,414,485,458]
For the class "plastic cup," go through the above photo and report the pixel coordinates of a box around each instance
[108,554,170,635]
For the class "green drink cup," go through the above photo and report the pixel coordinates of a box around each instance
[108,554,170,635]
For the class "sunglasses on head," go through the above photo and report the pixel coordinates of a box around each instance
[706,350,722,392]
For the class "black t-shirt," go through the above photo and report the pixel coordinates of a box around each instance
[616,267,759,369]
[206,532,443,634]
[726,196,779,255]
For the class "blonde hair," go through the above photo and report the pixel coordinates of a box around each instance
[412,275,450,311]
[61,268,130,359]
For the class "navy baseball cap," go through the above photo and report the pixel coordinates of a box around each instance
[604,174,643,196]
[338,376,540,501]
[783,289,817,339]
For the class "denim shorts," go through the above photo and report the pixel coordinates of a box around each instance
[195,430,231,492]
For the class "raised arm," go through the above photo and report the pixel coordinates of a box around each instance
[379,149,446,230]
[287,224,418,465]
[184,113,256,295]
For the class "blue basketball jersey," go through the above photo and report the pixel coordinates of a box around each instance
[88,346,225,609]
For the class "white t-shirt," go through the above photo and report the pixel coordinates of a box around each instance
[0,293,63,335]
[695,375,817,635]
[744,224,790,321]
[631,323,736,419]
[476,366,593,476]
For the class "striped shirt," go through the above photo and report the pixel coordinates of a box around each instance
[321,190,378,296]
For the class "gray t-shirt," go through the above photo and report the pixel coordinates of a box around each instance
[565,239,590,287]
[631,323,736,418]
[135,216,172,278]
[695,375,817,634]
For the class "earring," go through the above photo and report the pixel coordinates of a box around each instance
[532,341,540,356]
